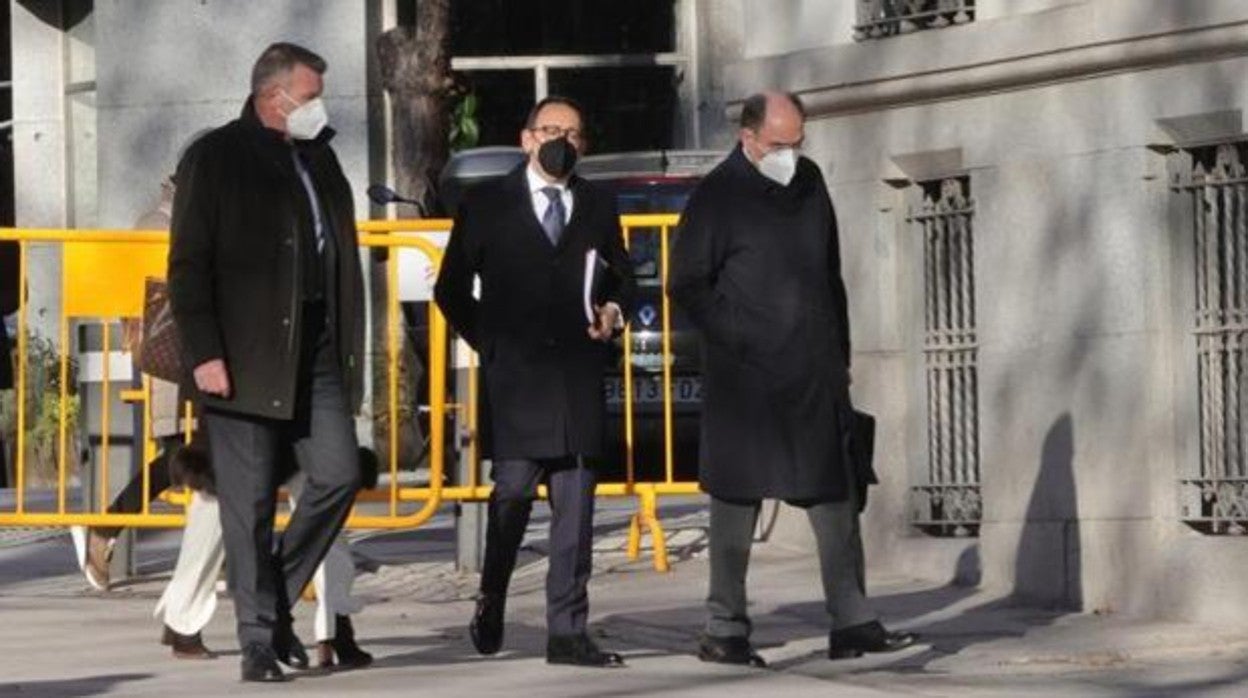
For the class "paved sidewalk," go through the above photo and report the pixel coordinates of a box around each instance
[2,507,1248,696]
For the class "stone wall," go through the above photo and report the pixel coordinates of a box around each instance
[721,0,1248,623]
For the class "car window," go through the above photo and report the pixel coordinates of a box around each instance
[603,180,698,281]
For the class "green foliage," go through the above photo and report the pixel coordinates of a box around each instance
[449,91,481,152]
[0,330,81,484]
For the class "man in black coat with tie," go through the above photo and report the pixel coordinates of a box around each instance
[168,42,365,682]
[669,91,917,667]
[435,96,634,667]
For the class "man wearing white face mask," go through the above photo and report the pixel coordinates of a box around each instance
[168,42,366,683]
[670,91,918,668]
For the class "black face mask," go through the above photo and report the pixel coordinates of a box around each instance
[537,137,579,179]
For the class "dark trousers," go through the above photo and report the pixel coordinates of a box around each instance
[94,437,180,539]
[205,322,360,649]
[480,456,596,637]
[705,489,876,638]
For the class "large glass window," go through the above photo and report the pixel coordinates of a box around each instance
[410,0,690,153]
[450,0,676,56]
[548,66,677,152]
[460,70,535,147]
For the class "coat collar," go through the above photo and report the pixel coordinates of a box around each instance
[726,142,817,200]
[239,96,338,153]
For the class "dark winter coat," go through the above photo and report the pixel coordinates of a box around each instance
[669,145,853,502]
[434,164,635,460]
[167,98,365,420]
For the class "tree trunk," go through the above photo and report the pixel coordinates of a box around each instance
[372,1,453,471]
[378,0,453,213]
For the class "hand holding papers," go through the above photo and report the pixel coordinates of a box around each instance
[584,248,600,325]
[585,249,617,341]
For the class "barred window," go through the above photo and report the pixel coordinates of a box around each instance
[855,0,975,41]
[909,177,981,537]
[1177,141,1248,535]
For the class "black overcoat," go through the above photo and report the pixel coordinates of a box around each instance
[669,146,853,501]
[167,98,365,420]
[434,165,635,460]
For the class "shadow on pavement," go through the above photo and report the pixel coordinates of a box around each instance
[0,673,153,697]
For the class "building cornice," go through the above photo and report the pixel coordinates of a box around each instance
[725,7,1248,120]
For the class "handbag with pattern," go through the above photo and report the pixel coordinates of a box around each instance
[137,277,183,383]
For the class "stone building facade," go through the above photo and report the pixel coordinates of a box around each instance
[10,0,1248,624]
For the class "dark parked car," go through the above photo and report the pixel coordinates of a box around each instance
[578,151,720,481]
[433,147,722,482]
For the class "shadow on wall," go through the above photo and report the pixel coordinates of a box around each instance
[19,0,92,29]
[1014,413,1082,609]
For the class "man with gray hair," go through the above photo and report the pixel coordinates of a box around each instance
[168,41,365,682]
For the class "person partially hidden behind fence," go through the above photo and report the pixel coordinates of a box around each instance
[668,91,919,667]
[0,239,16,489]
[73,170,373,668]
[167,41,367,682]
[71,169,223,658]
[434,95,636,667]
[76,425,378,668]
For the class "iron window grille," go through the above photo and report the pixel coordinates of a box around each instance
[1175,141,1248,535]
[854,0,975,41]
[909,177,981,537]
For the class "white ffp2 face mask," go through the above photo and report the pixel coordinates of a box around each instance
[757,146,797,186]
[282,91,329,141]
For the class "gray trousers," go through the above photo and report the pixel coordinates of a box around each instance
[205,324,360,649]
[705,491,876,638]
[481,457,596,637]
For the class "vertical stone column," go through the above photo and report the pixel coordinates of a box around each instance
[11,0,69,343]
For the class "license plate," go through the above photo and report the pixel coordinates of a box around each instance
[604,375,701,405]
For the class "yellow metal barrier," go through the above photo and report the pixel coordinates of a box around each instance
[0,214,700,571]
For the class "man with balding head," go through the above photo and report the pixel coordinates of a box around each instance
[168,42,365,682]
[670,91,917,667]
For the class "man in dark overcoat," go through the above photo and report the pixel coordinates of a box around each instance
[435,96,635,667]
[168,42,365,682]
[669,91,917,666]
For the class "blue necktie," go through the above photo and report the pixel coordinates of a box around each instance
[540,186,566,246]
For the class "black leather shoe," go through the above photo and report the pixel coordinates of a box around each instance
[330,615,374,670]
[827,621,918,660]
[241,642,288,683]
[546,634,625,668]
[273,623,310,670]
[469,594,505,655]
[697,634,767,668]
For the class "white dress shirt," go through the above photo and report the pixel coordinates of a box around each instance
[524,164,623,329]
[526,164,574,224]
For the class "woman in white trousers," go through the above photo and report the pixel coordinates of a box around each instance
[152,466,374,669]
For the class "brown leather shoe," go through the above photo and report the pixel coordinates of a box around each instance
[83,529,115,591]
[167,626,218,660]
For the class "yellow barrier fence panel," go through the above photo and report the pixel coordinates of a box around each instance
[0,219,702,573]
